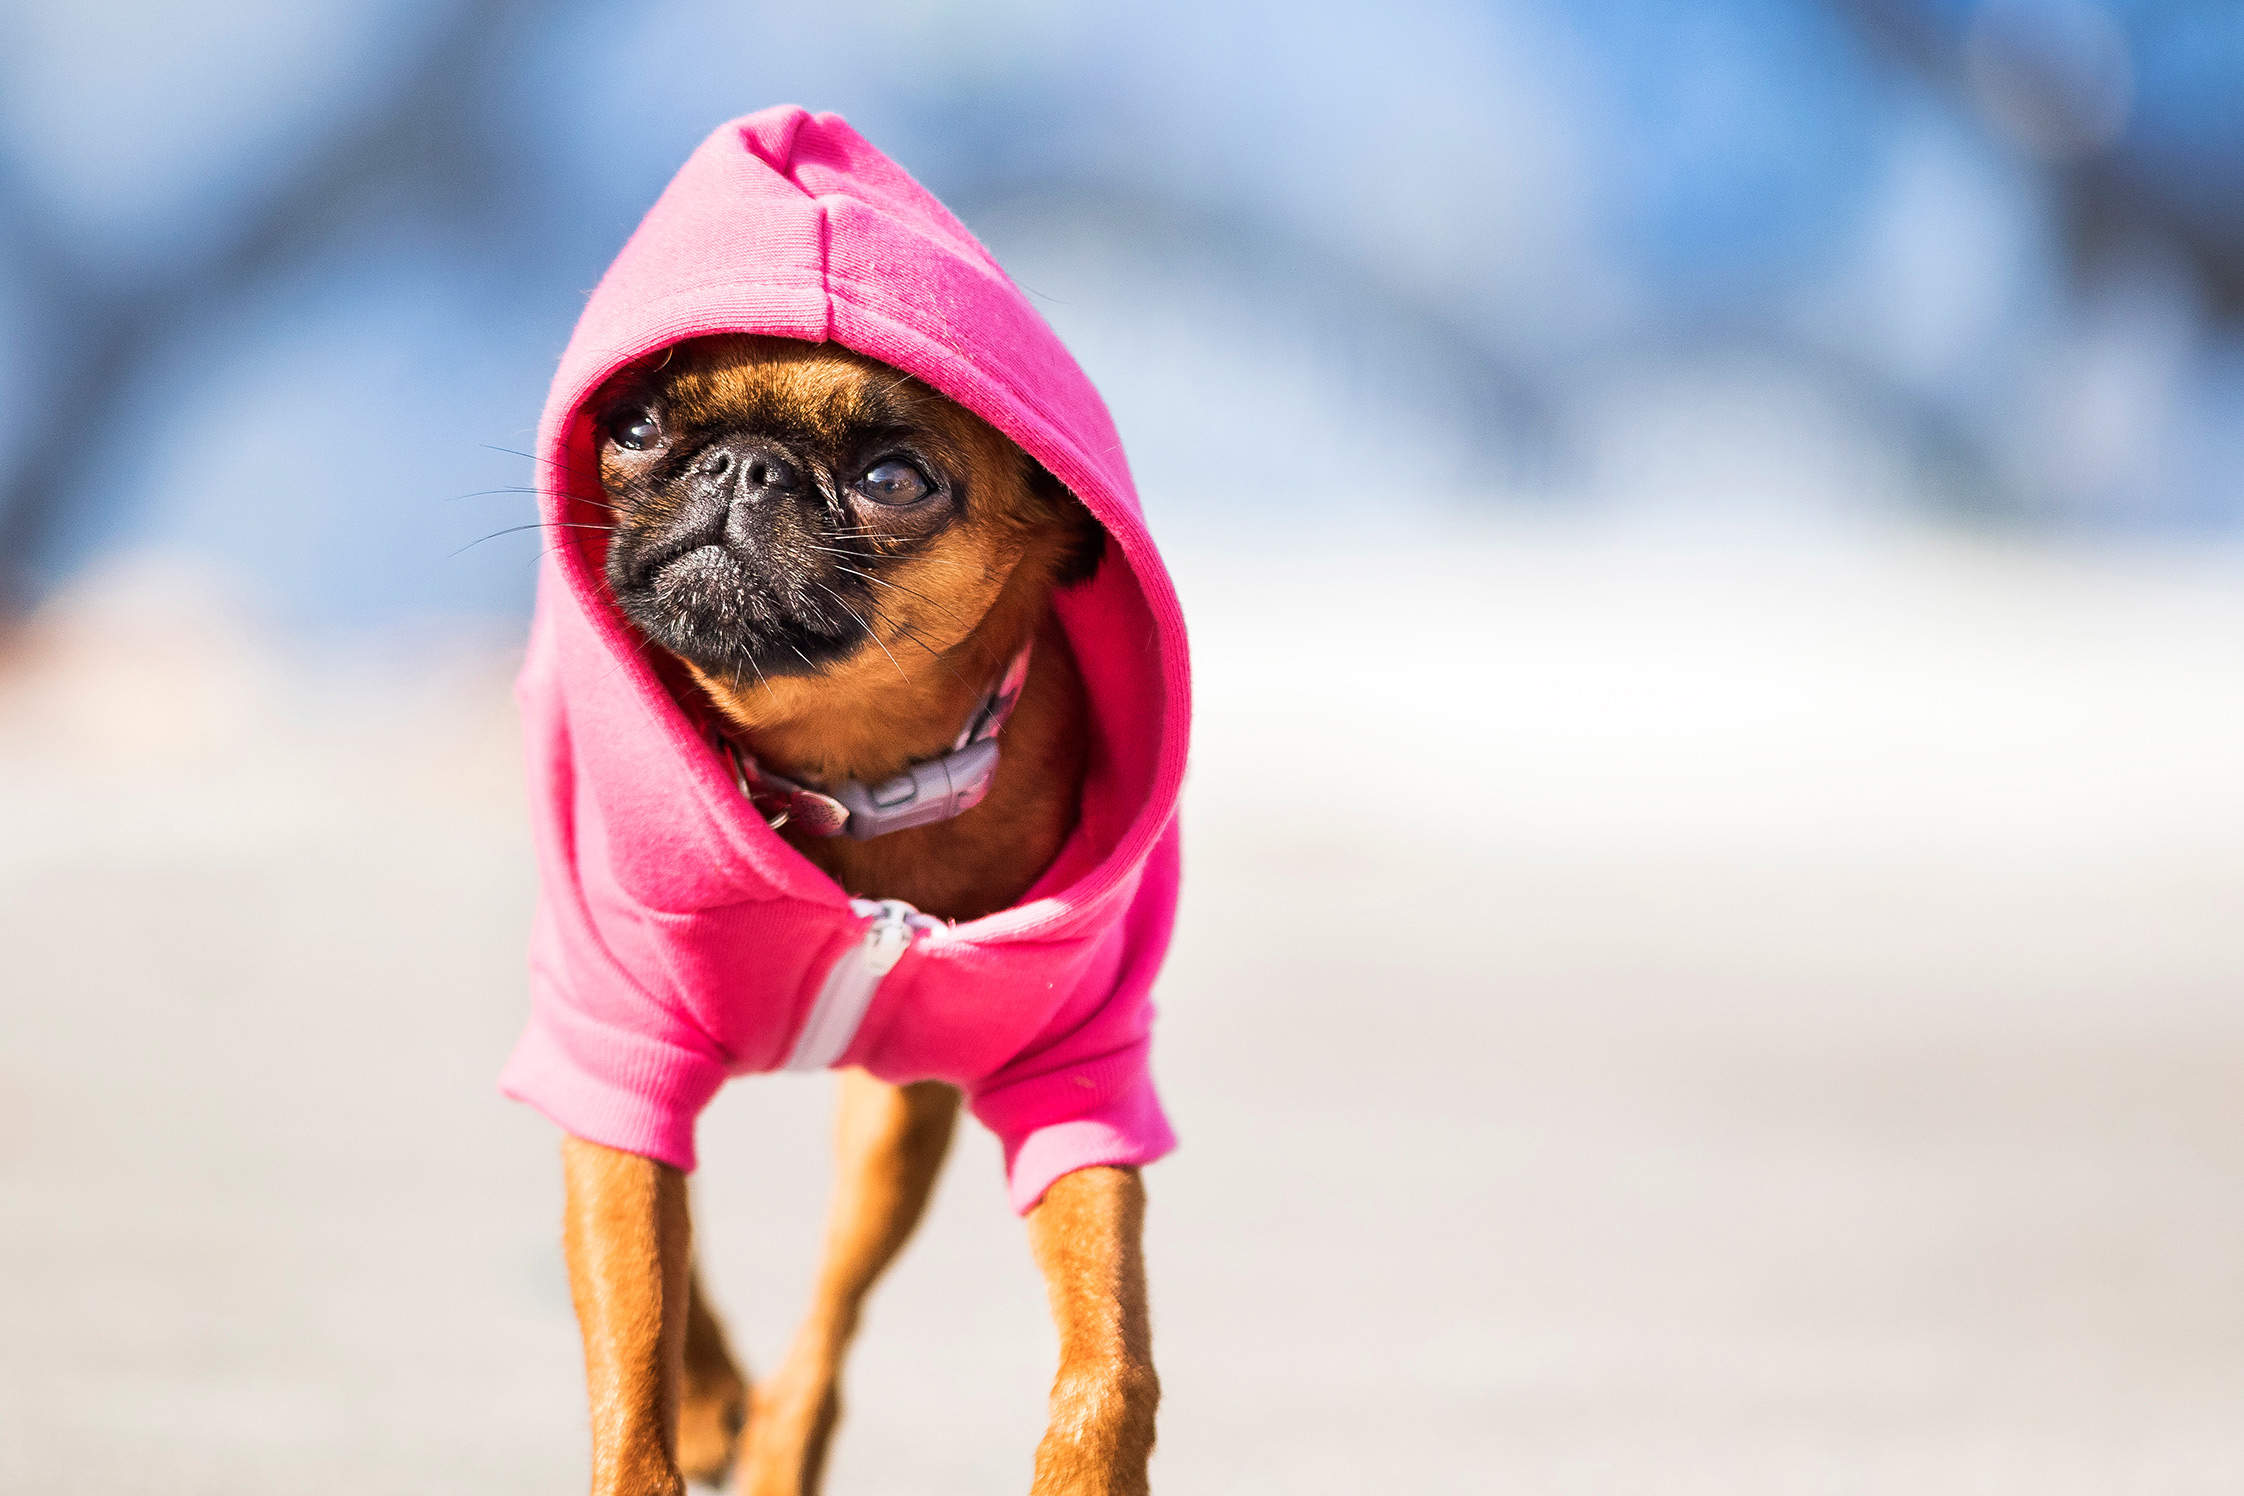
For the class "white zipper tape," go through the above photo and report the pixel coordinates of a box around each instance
[782,898,930,1072]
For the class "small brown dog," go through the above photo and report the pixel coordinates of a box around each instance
[560,335,1156,1496]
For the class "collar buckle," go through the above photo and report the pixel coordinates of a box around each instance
[718,642,1031,841]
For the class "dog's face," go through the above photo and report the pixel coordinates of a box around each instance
[592,334,1099,693]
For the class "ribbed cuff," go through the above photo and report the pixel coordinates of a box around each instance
[985,1065,1177,1215]
[497,1015,727,1172]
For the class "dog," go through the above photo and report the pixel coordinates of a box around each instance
[556,333,1157,1496]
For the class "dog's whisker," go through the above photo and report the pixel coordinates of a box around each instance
[823,540,980,582]
[449,521,615,559]
[829,563,964,626]
[744,648,777,702]
[859,599,974,691]
[483,442,604,483]
[808,577,910,684]
[446,486,554,502]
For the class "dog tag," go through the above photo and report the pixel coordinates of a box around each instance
[788,789,851,837]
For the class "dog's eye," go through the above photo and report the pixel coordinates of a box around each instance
[608,410,661,451]
[857,459,931,507]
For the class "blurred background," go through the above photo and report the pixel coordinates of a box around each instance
[4,1,2243,1491]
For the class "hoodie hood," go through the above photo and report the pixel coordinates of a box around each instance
[500,108,1188,1211]
[535,105,1187,925]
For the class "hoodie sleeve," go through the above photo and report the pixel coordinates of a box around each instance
[498,945,732,1174]
[970,1034,1176,1216]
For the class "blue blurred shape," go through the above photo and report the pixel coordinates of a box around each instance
[1964,0,2132,158]
[2124,6,2244,241]
[1561,0,1887,314]
[1886,0,2244,242]
[0,0,448,275]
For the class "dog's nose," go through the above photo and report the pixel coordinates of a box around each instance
[696,440,801,497]
[677,440,806,552]
[695,442,801,553]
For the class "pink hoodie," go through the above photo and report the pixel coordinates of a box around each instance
[497,107,1189,1213]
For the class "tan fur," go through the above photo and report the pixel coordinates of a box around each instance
[560,338,1158,1495]
[1025,1168,1160,1496]
[563,1136,693,1496]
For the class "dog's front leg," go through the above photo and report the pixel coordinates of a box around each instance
[563,1135,694,1496]
[1026,1166,1159,1496]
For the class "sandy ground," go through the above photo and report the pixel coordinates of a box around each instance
[4,529,2244,1493]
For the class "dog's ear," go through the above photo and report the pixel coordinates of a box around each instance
[1027,459,1107,588]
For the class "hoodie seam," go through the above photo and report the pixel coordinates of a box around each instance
[752,109,812,177]
[816,199,835,339]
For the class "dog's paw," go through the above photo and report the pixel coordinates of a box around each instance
[676,1361,748,1488]
[734,1366,841,1496]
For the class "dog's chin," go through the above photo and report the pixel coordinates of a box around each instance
[649,543,738,615]
[613,548,858,682]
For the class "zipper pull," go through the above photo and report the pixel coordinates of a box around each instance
[862,899,918,976]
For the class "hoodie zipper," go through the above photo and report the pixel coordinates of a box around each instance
[782,899,923,1072]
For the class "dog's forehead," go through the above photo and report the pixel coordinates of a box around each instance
[661,346,933,448]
